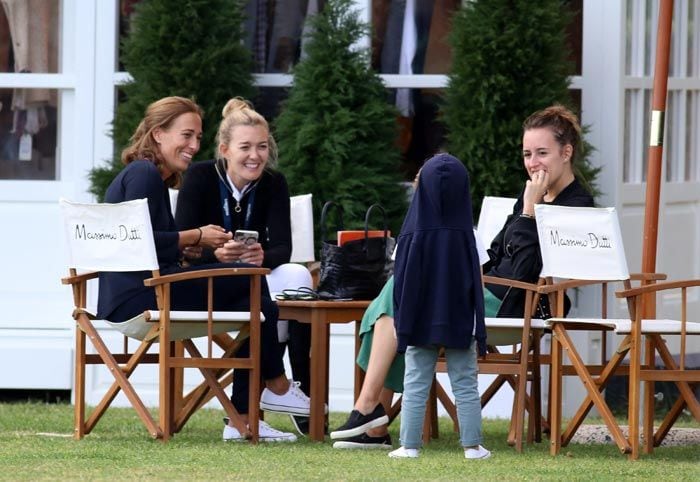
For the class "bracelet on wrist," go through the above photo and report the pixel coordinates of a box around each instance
[520,213,535,219]
[194,227,203,246]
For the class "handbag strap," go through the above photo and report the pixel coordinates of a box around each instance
[364,204,390,248]
[320,201,344,242]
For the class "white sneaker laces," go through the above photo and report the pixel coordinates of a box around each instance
[258,420,285,435]
[288,380,310,402]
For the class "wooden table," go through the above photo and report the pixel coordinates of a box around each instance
[276,299,371,441]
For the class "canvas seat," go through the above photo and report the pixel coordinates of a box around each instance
[60,198,268,442]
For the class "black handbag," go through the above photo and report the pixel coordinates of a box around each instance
[316,202,396,301]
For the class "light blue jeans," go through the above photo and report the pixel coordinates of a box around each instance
[400,342,482,449]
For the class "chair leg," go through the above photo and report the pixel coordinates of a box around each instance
[549,329,563,456]
[180,340,249,438]
[74,324,86,440]
[85,336,155,434]
[643,336,655,454]
[172,341,185,425]
[78,317,161,438]
[159,337,173,442]
[532,332,543,444]
[560,337,630,447]
[556,325,631,454]
[422,379,439,444]
[628,329,641,460]
[435,380,459,433]
[387,395,402,424]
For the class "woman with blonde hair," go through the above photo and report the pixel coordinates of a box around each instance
[176,97,314,438]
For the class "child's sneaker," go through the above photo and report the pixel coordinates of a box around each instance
[388,446,419,458]
[464,445,491,459]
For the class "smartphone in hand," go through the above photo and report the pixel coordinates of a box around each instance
[233,229,259,246]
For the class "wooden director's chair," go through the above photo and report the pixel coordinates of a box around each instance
[60,198,268,442]
[535,204,699,460]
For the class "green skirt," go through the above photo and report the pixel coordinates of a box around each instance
[355,276,502,393]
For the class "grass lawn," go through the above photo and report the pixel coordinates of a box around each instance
[0,402,697,481]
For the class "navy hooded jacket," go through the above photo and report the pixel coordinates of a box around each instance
[393,153,486,355]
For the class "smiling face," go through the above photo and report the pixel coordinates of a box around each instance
[220,124,270,189]
[153,112,202,178]
[522,127,573,195]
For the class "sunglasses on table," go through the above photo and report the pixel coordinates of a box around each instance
[274,287,352,302]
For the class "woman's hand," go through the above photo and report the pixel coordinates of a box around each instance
[198,225,232,249]
[182,245,202,260]
[239,242,264,266]
[522,170,550,216]
[214,240,264,266]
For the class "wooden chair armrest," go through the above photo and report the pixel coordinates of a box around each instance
[629,272,667,282]
[143,267,270,287]
[615,278,700,298]
[61,271,98,285]
[538,278,617,294]
[482,275,540,292]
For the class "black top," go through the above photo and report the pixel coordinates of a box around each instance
[175,159,292,270]
[484,178,594,317]
[96,160,180,320]
[393,153,486,355]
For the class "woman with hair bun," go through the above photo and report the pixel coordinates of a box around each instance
[99,96,309,443]
[483,103,594,317]
[176,97,314,439]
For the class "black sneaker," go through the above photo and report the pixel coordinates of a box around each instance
[332,432,393,450]
[290,415,309,435]
[290,415,328,436]
[330,404,389,439]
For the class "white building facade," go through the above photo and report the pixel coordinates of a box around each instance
[0,0,698,417]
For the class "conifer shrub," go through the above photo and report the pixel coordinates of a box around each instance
[274,0,407,239]
[442,0,599,216]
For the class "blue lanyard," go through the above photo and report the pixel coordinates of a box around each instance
[218,177,256,232]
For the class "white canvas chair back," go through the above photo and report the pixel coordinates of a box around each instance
[534,204,630,281]
[60,197,253,341]
[60,198,159,272]
[476,196,516,248]
[290,193,315,263]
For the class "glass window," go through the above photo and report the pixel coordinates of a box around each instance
[689,0,698,77]
[371,0,583,75]
[685,90,698,182]
[0,0,61,73]
[119,1,326,73]
[249,0,326,73]
[566,0,584,76]
[371,0,459,75]
[0,88,58,180]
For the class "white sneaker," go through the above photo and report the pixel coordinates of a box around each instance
[388,446,419,458]
[465,445,491,459]
[222,418,297,442]
[260,380,327,416]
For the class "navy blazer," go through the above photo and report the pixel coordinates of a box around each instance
[96,160,179,321]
